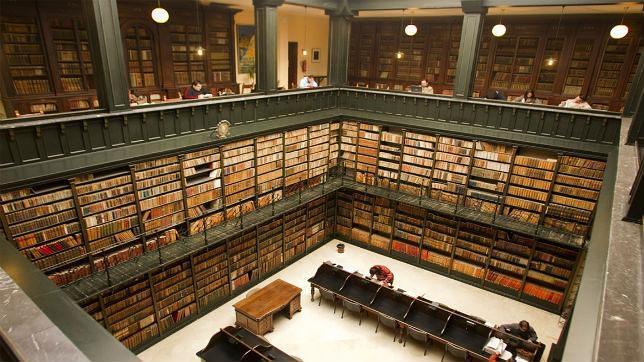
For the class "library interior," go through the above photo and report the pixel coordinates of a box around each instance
[0,0,642,361]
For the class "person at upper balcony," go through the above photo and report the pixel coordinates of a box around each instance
[559,94,592,110]
[183,80,211,99]
[298,75,318,89]
[516,89,537,104]
[128,89,138,105]
[420,79,434,94]
[485,89,507,101]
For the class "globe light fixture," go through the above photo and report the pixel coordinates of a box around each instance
[197,47,204,56]
[546,57,556,67]
[396,51,404,59]
[492,23,506,37]
[151,0,169,24]
[302,48,308,56]
[610,7,630,40]
[405,24,418,36]
[610,24,628,39]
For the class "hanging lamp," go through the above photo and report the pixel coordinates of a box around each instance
[610,7,629,39]
[302,6,308,56]
[151,0,169,24]
[492,9,506,37]
[546,6,564,67]
[405,9,417,36]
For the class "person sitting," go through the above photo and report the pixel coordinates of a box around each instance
[485,89,507,101]
[559,94,592,109]
[183,80,210,99]
[368,265,394,287]
[420,79,434,94]
[516,89,537,104]
[500,320,538,343]
[127,89,138,105]
[298,75,318,89]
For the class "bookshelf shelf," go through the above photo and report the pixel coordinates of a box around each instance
[170,24,206,87]
[181,148,224,235]
[308,124,330,188]
[356,124,381,185]
[193,243,230,308]
[256,133,284,208]
[124,24,157,88]
[258,217,284,275]
[228,229,258,292]
[284,206,307,261]
[222,140,256,220]
[284,128,309,196]
[151,260,197,333]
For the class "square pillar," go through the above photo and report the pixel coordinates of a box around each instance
[253,0,284,91]
[453,0,486,99]
[326,5,355,86]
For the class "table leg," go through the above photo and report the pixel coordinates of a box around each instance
[310,285,315,301]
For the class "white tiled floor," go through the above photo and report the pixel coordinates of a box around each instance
[139,240,563,362]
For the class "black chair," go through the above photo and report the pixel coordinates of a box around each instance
[404,326,432,355]
[441,343,469,362]
[341,299,364,325]
[374,313,399,342]
[318,288,338,314]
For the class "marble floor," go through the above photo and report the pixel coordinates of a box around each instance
[139,240,564,362]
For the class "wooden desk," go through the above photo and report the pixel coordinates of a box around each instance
[233,279,302,335]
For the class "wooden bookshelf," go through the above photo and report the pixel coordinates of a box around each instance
[391,203,424,261]
[422,212,458,271]
[133,156,186,236]
[151,260,197,333]
[221,139,256,220]
[181,148,224,235]
[465,141,514,214]
[308,123,330,187]
[258,217,283,275]
[356,123,381,185]
[306,196,327,250]
[284,206,307,261]
[205,9,235,87]
[228,229,258,293]
[375,23,399,82]
[170,24,206,86]
[451,220,494,283]
[0,183,88,285]
[71,169,142,271]
[445,24,462,87]
[396,23,426,81]
[348,23,376,82]
[474,27,491,90]
[124,24,157,88]
[256,133,284,208]
[544,155,605,241]
[193,243,230,308]
[424,24,449,86]
[535,36,565,94]
[377,129,403,190]
[351,192,373,247]
[431,136,473,204]
[339,121,359,176]
[335,190,353,239]
[371,196,394,252]
[328,122,341,170]
[50,18,93,93]
[284,128,308,195]
[102,276,159,350]
[399,131,435,196]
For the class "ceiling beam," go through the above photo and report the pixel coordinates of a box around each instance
[284,0,338,10]
[347,0,625,11]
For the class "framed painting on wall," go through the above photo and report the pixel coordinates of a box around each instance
[237,25,256,74]
[312,48,320,63]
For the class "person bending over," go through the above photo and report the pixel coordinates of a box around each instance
[183,80,209,99]
[369,265,394,287]
[500,320,538,343]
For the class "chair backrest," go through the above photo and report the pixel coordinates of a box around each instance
[378,313,397,328]
[342,299,361,312]
[319,288,334,300]
[407,326,426,342]
[446,343,468,359]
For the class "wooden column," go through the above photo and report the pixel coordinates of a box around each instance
[326,2,355,86]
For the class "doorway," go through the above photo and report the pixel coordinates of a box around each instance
[288,42,298,89]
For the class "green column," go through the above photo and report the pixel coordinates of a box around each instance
[326,2,355,86]
[253,0,284,91]
[453,0,486,99]
[81,0,129,111]
[623,45,644,117]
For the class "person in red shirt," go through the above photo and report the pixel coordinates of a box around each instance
[369,265,394,287]
[183,80,208,99]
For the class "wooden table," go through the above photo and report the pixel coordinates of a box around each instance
[233,279,302,335]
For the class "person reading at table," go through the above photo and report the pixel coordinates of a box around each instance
[183,80,210,99]
[369,265,394,287]
[420,79,434,94]
[500,320,538,342]
[559,94,592,109]
[298,75,318,89]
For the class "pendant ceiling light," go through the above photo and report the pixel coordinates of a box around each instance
[405,9,417,36]
[610,7,629,39]
[546,6,564,67]
[195,0,204,56]
[151,0,169,24]
[302,6,308,56]
[396,10,405,59]
[492,9,506,37]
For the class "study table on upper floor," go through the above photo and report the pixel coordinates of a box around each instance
[308,261,544,361]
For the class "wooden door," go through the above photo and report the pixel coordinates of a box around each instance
[288,42,298,88]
